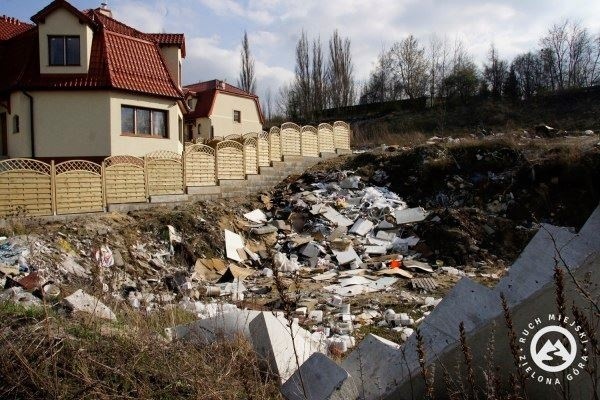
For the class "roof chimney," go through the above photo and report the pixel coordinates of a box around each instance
[98,2,113,18]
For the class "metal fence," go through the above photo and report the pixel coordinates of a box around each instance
[0,121,351,217]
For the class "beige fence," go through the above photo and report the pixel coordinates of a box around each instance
[146,151,184,196]
[243,134,259,175]
[269,127,282,162]
[301,126,319,157]
[333,121,351,150]
[55,160,104,214]
[0,158,53,216]
[216,140,244,180]
[103,156,146,204]
[281,122,301,156]
[0,120,350,217]
[257,131,270,167]
[185,144,216,187]
[318,123,335,153]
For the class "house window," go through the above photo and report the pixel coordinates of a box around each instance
[197,124,201,135]
[12,115,19,134]
[233,110,241,123]
[121,106,168,138]
[48,36,80,66]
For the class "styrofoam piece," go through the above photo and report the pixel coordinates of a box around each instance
[167,309,261,343]
[244,209,268,224]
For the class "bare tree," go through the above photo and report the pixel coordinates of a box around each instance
[294,30,311,118]
[263,87,273,121]
[327,30,355,108]
[311,37,326,117]
[389,35,429,99]
[428,34,450,100]
[512,52,544,99]
[238,31,256,94]
[540,20,569,90]
[483,43,508,98]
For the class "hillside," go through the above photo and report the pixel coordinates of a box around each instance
[318,87,600,146]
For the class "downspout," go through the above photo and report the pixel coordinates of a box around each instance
[22,91,35,158]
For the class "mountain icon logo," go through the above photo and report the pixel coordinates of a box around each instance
[530,326,578,373]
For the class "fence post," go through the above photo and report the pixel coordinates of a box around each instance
[144,156,149,200]
[181,150,187,193]
[101,159,107,210]
[50,160,57,215]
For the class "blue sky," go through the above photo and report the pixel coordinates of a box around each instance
[3,0,600,103]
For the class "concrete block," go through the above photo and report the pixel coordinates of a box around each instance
[107,202,152,213]
[168,309,261,343]
[149,194,189,203]
[495,224,593,307]
[187,185,221,196]
[336,149,352,155]
[63,289,116,321]
[281,353,357,400]
[341,334,404,399]
[250,312,326,383]
[218,179,247,187]
[283,155,305,162]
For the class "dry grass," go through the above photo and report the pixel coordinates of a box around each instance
[0,301,281,400]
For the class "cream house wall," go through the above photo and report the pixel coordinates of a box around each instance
[3,92,33,158]
[209,92,262,136]
[38,8,94,74]
[34,91,111,157]
[193,117,212,140]
[109,92,183,156]
[159,47,182,89]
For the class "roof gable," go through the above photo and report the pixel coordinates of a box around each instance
[31,0,97,27]
[184,80,264,124]
[0,1,183,99]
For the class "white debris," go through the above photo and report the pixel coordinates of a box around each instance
[394,207,429,224]
[63,289,116,321]
[224,230,245,262]
[244,209,268,224]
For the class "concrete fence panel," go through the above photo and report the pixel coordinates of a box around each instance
[269,127,282,162]
[281,122,301,156]
[185,144,217,187]
[300,125,319,157]
[318,123,335,153]
[103,156,146,205]
[145,151,184,196]
[243,134,259,175]
[333,121,351,150]
[55,160,103,215]
[258,131,270,167]
[0,158,53,217]
[216,140,244,180]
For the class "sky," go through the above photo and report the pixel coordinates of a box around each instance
[3,0,600,101]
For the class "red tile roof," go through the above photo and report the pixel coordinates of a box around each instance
[0,16,34,40]
[185,80,265,124]
[0,0,183,99]
[148,33,186,57]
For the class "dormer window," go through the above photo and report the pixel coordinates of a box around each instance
[48,35,80,66]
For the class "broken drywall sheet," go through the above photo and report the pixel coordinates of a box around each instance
[224,230,245,262]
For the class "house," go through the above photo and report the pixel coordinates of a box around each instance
[184,80,264,141]
[0,0,186,160]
